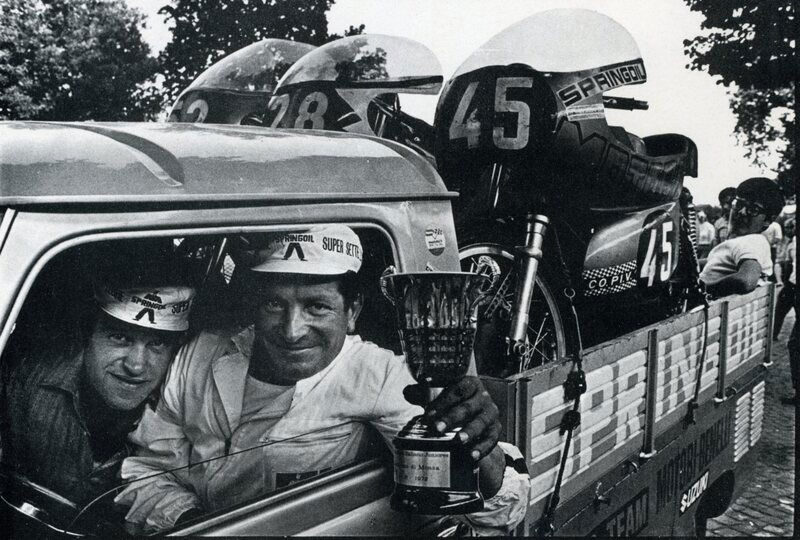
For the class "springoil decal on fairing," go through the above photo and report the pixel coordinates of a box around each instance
[582,260,637,297]
[557,59,647,107]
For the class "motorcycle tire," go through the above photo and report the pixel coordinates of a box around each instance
[458,223,577,378]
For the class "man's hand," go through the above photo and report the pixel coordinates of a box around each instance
[403,376,500,461]
[404,377,506,498]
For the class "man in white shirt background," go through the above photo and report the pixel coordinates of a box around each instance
[700,177,785,298]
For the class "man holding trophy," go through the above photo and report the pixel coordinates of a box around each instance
[116,225,530,534]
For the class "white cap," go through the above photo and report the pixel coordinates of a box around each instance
[94,284,196,332]
[249,225,362,275]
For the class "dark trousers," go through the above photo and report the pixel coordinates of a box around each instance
[790,320,799,391]
[774,281,795,339]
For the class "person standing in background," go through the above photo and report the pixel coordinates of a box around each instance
[779,237,797,405]
[773,218,795,341]
[774,218,795,284]
[713,187,737,246]
[695,210,716,258]
[761,218,783,282]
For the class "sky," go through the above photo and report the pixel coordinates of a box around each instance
[126,0,773,205]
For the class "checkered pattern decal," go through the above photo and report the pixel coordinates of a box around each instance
[582,260,638,297]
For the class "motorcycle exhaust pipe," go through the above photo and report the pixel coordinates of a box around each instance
[508,213,550,357]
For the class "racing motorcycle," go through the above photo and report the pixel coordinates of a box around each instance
[168,38,316,125]
[263,34,442,162]
[263,14,703,378]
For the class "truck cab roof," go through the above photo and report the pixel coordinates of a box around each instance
[0,122,449,206]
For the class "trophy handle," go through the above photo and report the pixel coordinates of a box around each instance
[467,259,501,313]
[379,265,398,304]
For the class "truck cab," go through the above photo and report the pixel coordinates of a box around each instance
[0,121,466,536]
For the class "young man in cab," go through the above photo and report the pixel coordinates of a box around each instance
[700,177,785,298]
[116,225,530,535]
[0,249,195,507]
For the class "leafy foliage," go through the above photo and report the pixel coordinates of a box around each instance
[0,0,159,120]
[683,0,795,195]
[158,0,364,107]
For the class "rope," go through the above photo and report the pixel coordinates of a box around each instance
[536,231,586,536]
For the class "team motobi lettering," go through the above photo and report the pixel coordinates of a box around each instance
[557,59,647,107]
[590,489,649,537]
[321,235,362,259]
[655,411,732,513]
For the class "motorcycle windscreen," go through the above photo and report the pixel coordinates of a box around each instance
[264,34,442,135]
[452,8,643,77]
[168,39,316,124]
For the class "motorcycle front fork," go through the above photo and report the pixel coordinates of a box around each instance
[507,213,550,360]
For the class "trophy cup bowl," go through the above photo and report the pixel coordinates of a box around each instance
[380,270,494,514]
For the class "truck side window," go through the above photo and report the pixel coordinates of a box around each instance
[1,228,405,535]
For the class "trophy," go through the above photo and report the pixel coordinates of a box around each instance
[381,269,495,514]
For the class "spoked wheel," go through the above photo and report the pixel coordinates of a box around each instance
[459,241,574,377]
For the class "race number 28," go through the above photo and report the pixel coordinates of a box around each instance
[267,91,329,129]
[448,77,532,150]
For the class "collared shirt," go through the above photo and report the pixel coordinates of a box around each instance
[116,328,530,534]
[1,351,136,506]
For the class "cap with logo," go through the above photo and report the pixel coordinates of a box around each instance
[94,284,196,332]
[249,224,362,275]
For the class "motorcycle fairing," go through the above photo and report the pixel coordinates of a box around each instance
[434,8,697,212]
[581,203,680,297]
[266,35,442,137]
[168,39,316,125]
[170,89,266,124]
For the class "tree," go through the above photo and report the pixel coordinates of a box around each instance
[683,1,795,195]
[0,0,159,121]
[157,0,364,107]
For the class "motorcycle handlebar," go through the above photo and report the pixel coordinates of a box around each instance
[603,96,649,110]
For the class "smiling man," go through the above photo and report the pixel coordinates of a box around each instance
[116,225,529,535]
[0,255,195,507]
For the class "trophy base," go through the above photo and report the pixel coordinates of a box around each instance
[390,485,484,515]
[391,415,484,515]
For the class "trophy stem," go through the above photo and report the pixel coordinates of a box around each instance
[424,387,442,404]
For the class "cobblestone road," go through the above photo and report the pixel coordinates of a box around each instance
[707,312,796,537]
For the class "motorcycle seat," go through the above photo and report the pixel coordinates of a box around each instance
[591,129,697,206]
[608,126,647,155]
[609,128,697,175]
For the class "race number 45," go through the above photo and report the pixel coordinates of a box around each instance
[448,77,532,150]
[638,216,676,287]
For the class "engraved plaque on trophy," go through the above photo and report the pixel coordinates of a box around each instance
[381,270,494,514]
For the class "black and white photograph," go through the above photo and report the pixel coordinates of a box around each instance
[0,0,794,536]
